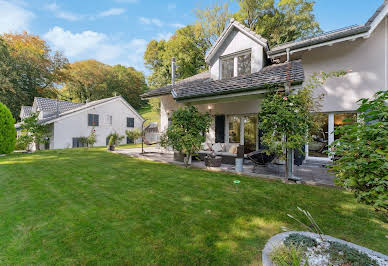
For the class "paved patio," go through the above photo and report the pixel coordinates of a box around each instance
[114,146,336,187]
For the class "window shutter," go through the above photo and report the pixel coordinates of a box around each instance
[88,114,92,126]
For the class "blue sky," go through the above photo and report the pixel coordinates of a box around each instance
[0,0,384,74]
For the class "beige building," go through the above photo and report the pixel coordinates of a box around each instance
[142,2,388,161]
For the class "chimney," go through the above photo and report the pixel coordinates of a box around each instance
[171,57,176,85]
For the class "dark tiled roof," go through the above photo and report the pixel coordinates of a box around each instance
[268,25,370,56]
[269,1,387,57]
[20,106,32,118]
[173,60,304,101]
[35,97,84,113]
[141,71,211,98]
[39,96,124,124]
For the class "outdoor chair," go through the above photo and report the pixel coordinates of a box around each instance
[247,150,275,170]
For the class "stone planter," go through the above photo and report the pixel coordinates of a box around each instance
[204,156,222,167]
[262,231,388,266]
[107,145,115,151]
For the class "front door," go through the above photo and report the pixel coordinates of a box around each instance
[215,115,225,143]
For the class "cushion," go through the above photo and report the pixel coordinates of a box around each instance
[201,143,210,151]
[228,145,238,154]
[212,143,224,152]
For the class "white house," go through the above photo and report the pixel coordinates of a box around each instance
[141,2,387,162]
[16,96,144,150]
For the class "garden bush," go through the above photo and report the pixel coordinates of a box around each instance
[329,90,388,212]
[0,102,16,154]
[284,233,317,249]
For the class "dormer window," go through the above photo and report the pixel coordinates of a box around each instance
[220,49,251,79]
[237,53,251,76]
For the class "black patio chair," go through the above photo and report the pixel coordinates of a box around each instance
[247,149,275,170]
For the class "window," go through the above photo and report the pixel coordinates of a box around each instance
[105,115,112,125]
[308,114,329,158]
[237,53,251,76]
[228,116,241,143]
[221,57,234,79]
[127,117,134,128]
[72,138,86,148]
[88,114,99,126]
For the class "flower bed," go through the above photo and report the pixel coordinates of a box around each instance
[262,231,388,266]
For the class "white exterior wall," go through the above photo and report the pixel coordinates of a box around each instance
[294,19,387,113]
[209,28,265,80]
[52,98,143,149]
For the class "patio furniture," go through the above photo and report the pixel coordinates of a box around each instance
[204,155,222,167]
[247,150,275,169]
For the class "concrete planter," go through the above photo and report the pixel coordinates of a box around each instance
[262,231,388,266]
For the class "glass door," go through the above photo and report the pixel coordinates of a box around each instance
[308,114,329,158]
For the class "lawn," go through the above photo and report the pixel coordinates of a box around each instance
[0,149,386,265]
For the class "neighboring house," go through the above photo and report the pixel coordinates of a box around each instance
[141,2,387,161]
[16,96,144,150]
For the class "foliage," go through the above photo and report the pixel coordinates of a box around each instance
[194,2,233,47]
[161,106,211,167]
[144,25,209,88]
[0,149,386,264]
[287,207,324,241]
[107,132,125,146]
[15,134,33,151]
[0,102,16,154]
[126,129,142,143]
[329,90,388,212]
[328,241,378,266]
[60,60,148,109]
[270,244,307,266]
[19,112,50,150]
[87,128,97,147]
[258,71,347,177]
[0,32,68,119]
[284,233,317,249]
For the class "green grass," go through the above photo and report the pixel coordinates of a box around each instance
[116,143,153,149]
[138,103,160,125]
[0,149,386,265]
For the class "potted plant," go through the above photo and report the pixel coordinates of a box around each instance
[107,132,124,151]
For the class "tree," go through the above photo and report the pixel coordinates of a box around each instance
[329,90,388,213]
[194,2,233,47]
[144,25,209,88]
[19,112,50,150]
[0,32,68,119]
[126,129,142,143]
[61,60,148,109]
[0,102,16,154]
[258,71,346,179]
[161,106,211,167]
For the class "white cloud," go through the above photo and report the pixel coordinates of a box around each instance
[0,0,34,33]
[171,23,184,28]
[167,3,176,10]
[44,26,148,72]
[45,2,82,21]
[99,8,126,17]
[155,32,173,41]
[139,17,163,27]
[44,26,106,57]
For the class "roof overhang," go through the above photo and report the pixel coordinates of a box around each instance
[268,1,387,59]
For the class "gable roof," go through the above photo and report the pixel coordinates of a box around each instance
[33,97,83,113]
[20,106,32,119]
[205,19,269,64]
[172,60,304,101]
[141,71,211,98]
[29,96,143,125]
[268,1,387,58]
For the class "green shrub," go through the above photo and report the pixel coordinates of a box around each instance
[270,244,308,266]
[0,102,16,154]
[328,241,378,266]
[15,134,33,150]
[329,90,388,212]
[284,233,317,249]
[107,132,124,146]
[125,129,142,143]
